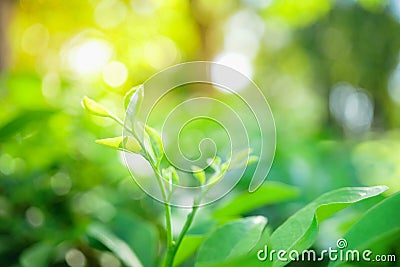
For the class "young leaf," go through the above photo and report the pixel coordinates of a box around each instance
[124,84,143,110]
[213,182,299,218]
[170,166,180,184]
[96,136,141,153]
[329,192,400,266]
[196,216,267,267]
[192,166,206,185]
[82,96,111,117]
[123,136,142,153]
[207,161,229,186]
[87,223,144,267]
[230,148,251,169]
[269,186,388,267]
[207,157,221,171]
[144,125,164,166]
[247,155,258,165]
[162,167,172,183]
[126,85,144,124]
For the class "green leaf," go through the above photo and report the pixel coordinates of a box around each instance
[144,125,164,166]
[87,223,144,267]
[20,242,53,267]
[95,136,141,153]
[0,109,54,142]
[82,96,111,117]
[329,192,400,266]
[174,235,205,267]
[214,182,299,218]
[201,227,273,267]
[229,149,251,169]
[126,85,144,123]
[162,166,180,185]
[207,162,229,186]
[196,216,267,267]
[269,186,388,267]
[192,166,206,185]
[207,157,221,171]
[124,84,142,110]
[109,213,158,267]
[170,166,180,184]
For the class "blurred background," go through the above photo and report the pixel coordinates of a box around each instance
[1,0,400,266]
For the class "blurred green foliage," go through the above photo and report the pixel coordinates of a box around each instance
[1,0,400,266]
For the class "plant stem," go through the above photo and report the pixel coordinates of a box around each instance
[123,119,197,266]
[151,167,173,248]
[164,204,199,267]
[126,121,174,250]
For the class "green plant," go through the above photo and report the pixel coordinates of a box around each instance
[82,86,253,267]
[82,88,394,267]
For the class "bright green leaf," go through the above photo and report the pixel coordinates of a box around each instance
[207,157,221,171]
[270,186,388,267]
[95,136,141,153]
[192,166,206,185]
[144,125,164,166]
[162,167,172,183]
[207,162,228,186]
[196,216,267,267]
[229,149,251,169]
[329,192,400,266]
[214,182,299,218]
[174,235,205,267]
[87,223,144,267]
[162,166,180,185]
[202,227,273,267]
[170,166,180,184]
[82,96,111,117]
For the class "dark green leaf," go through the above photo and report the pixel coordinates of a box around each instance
[109,213,158,267]
[214,182,299,218]
[0,110,54,142]
[20,242,53,267]
[87,223,144,267]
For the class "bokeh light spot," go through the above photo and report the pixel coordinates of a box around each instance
[330,83,374,133]
[50,172,72,196]
[102,61,128,87]
[66,39,113,77]
[21,23,49,55]
[212,52,253,92]
[144,36,178,69]
[94,0,127,29]
[65,248,86,267]
[25,207,44,227]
